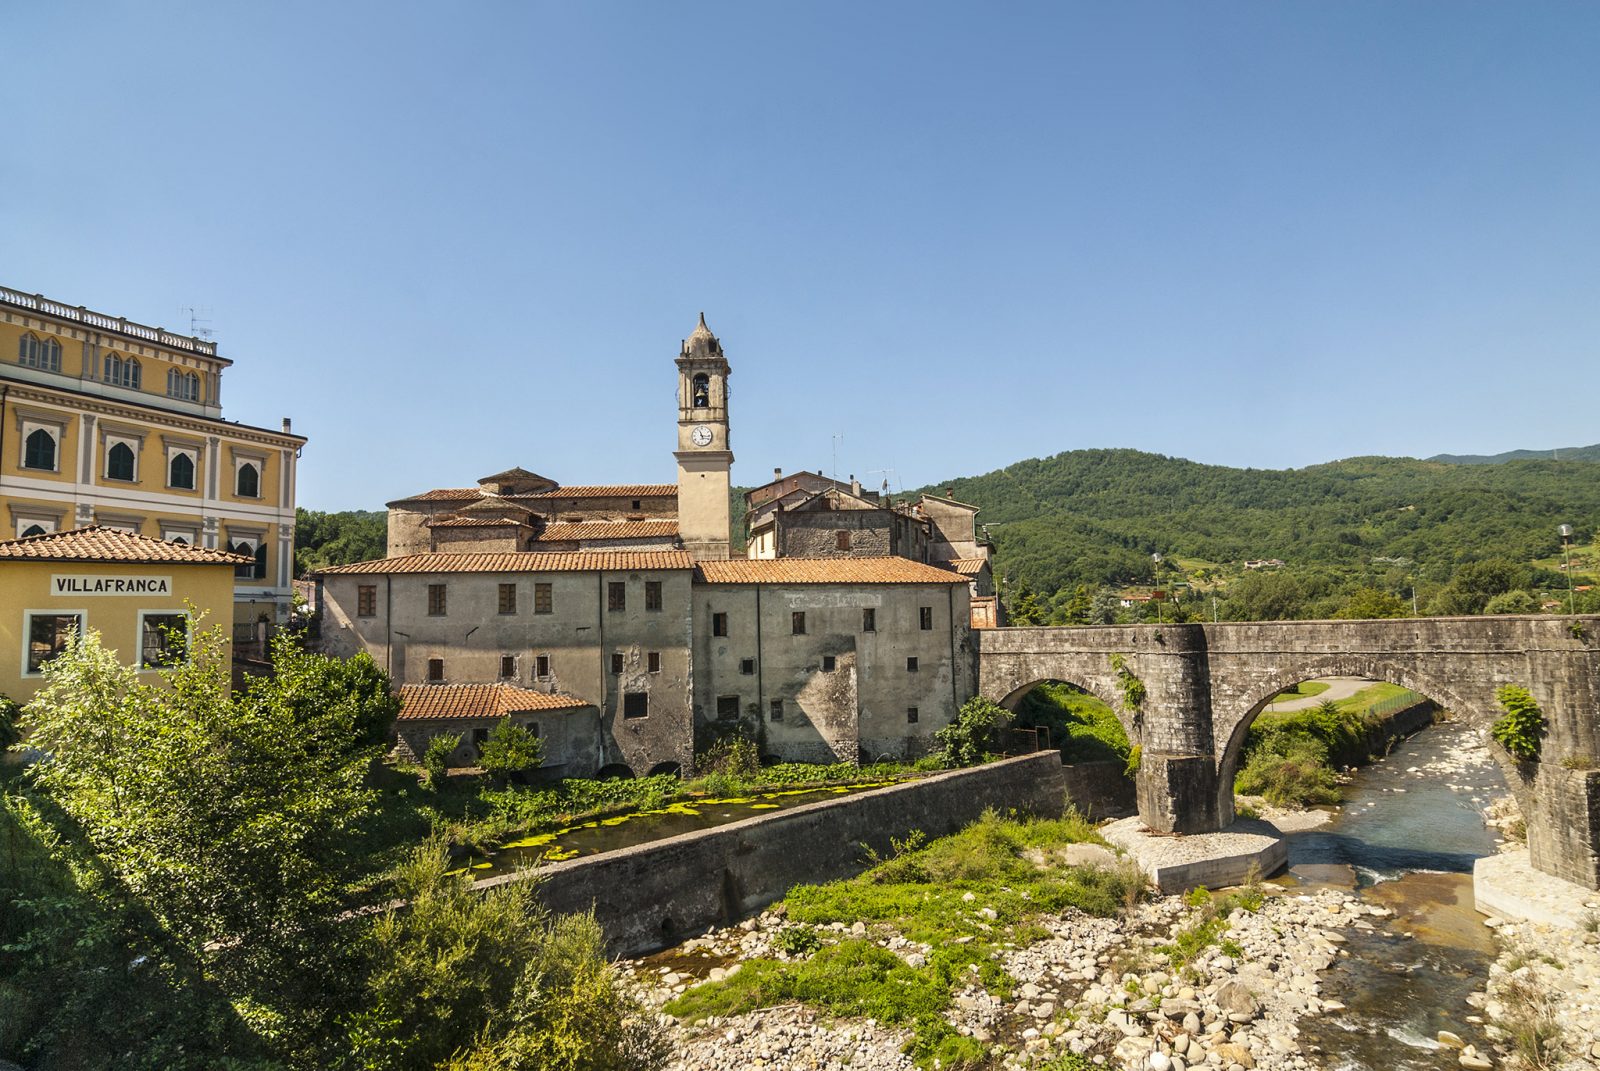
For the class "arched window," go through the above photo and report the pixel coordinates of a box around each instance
[20,524,46,538]
[167,369,200,402]
[104,354,141,389]
[18,334,61,372]
[231,540,256,579]
[691,373,710,408]
[236,462,260,498]
[107,442,136,481]
[169,452,195,489]
[23,428,55,470]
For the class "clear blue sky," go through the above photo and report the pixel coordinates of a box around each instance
[6,3,1598,510]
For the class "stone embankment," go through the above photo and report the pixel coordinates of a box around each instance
[625,882,1386,1071]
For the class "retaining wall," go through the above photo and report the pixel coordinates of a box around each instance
[1061,760,1136,817]
[480,751,1067,956]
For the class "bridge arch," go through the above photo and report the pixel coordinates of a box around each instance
[998,674,1140,751]
[1213,656,1533,827]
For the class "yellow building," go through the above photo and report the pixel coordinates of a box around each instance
[0,526,245,702]
[0,285,306,629]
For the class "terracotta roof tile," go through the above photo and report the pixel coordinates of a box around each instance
[0,526,251,565]
[695,557,969,586]
[950,558,988,576]
[397,683,590,721]
[387,487,482,506]
[533,520,679,542]
[316,550,695,575]
[515,484,678,500]
[426,516,522,528]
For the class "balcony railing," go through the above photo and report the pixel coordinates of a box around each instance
[0,285,219,357]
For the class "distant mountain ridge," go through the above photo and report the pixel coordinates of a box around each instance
[1427,443,1600,465]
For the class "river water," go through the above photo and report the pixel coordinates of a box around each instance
[1283,718,1507,1070]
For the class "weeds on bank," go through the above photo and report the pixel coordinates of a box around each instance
[664,809,1147,1069]
[1158,867,1264,976]
[1494,975,1565,1070]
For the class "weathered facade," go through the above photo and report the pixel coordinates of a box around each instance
[977,617,1600,890]
[691,558,974,763]
[391,683,600,778]
[317,551,698,777]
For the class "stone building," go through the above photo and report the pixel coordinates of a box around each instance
[315,314,978,775]
[317,550,697,777]
[0,285,306,627]
[693,557,973,764]
[391,683,600,777]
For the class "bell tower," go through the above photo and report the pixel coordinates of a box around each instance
[674,313,733,561]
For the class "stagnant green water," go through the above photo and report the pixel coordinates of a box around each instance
[451,779,905,878]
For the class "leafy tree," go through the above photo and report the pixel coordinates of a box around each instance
[1004,580,1047,626]
[295,508,387,575]
[20,622,395,1059]
[478,717,545,786]
[1483,589,1539,615]
[1088,587,1122,625]
[1333,586,1409,620]
[347,842,669,1071]
[1430,559,1527,615]
[1057,584,1092,625]
[934,697,1009,767]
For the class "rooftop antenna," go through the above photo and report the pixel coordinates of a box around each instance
[831,434,843,483]
[180,306,214,340]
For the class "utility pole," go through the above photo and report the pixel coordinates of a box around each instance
[1560,524,1576,614]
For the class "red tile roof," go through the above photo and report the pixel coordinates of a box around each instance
[397,683,590,721]
[316,550,695,575]
[515,484,678,500]
[0,526,251,565]
[426,516,521,528]
[950,558,988,576]
[533,520,679,542]
[387,487,482,506]
[695,557,969,585]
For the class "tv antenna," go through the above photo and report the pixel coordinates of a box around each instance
[180,306,214,340]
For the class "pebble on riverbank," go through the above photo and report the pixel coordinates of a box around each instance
[623,880,1391,1071]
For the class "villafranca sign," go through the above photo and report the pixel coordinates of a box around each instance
[52,574,173,597]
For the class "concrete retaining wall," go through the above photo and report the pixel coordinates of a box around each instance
[481,751,1067,956]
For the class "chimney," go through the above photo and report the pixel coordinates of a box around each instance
[282,417,293,434]
[774,467,782,480]
[850,474,861,497]
[945,487,954,498]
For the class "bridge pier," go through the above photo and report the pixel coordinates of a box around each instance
[1136,752,1222,834]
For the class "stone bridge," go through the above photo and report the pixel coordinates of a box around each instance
[976,615,1600,889]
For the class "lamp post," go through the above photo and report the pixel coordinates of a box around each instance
[1560,524,1576,615]
[1152,552,1163,625]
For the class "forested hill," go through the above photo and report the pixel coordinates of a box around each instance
[919,449,1600,601]
[1427,443,1600,465]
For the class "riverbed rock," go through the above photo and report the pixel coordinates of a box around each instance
[1436,1029,1464,1049]
[1215,980,1261,1022]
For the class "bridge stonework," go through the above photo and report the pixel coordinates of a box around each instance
[976,615,1600,890]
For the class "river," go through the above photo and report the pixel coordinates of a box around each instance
[1282,717,1507,1070]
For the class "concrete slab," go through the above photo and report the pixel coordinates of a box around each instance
[1474,850,1600,929]
[1103,816,1288,894]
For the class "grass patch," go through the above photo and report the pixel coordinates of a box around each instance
[1013,682,1132,766]
[1157,871,1265,976]
[1272,680,1330,700]
[665,809,1145,1068]
[1236,684,1426,807]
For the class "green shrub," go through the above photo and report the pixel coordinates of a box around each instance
[698,735,761,779]
[424,732,462,790]
[477,717,544,786]
[1012,682,1131,766]
[1233,735,1341,807]
[1108,653,1145,711]
[772,925,824,957]
[1492,685,1546,761]
[935,697,1008,767]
